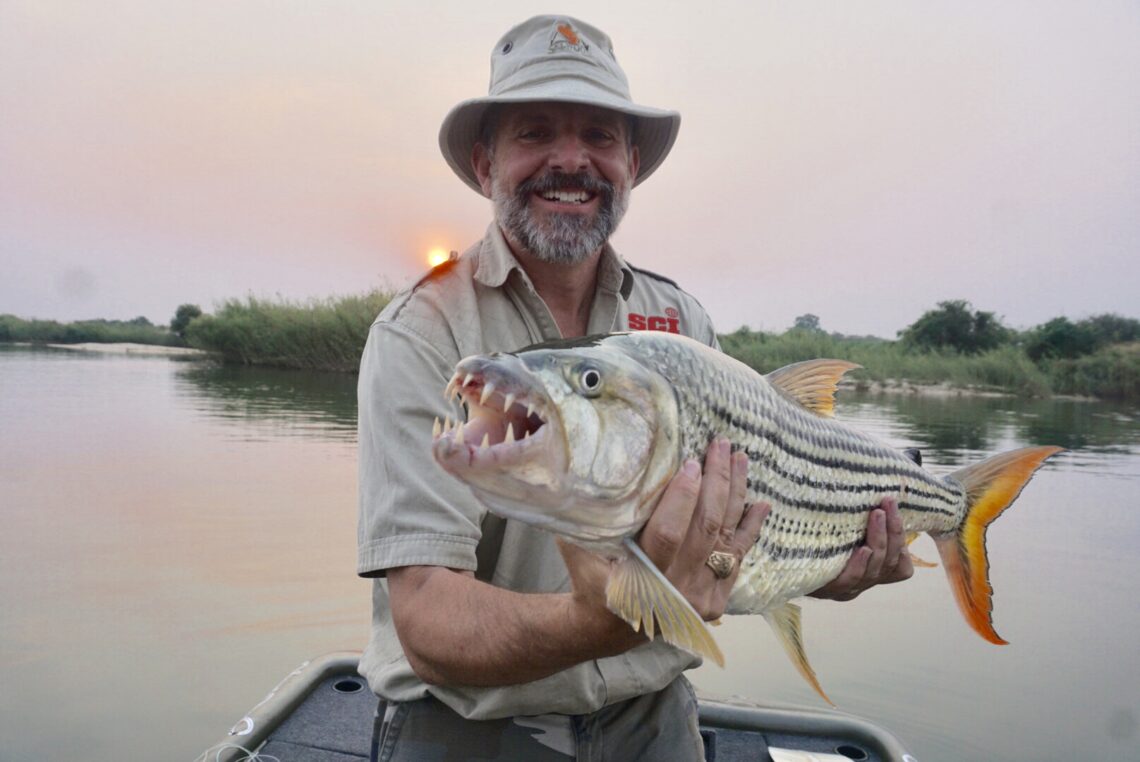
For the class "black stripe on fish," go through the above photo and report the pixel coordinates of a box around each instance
[743,454,959,508]
[748,479,958,517]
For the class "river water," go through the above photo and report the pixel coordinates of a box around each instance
[1,345,1137,761]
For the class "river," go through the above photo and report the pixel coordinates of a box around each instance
[0,345,1137,761]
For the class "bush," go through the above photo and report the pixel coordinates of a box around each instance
[185,289,394,371]
[899,300,1011,354]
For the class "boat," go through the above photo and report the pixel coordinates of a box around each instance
[200,651,917,761]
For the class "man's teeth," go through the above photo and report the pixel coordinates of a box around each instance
[541,190,590,203]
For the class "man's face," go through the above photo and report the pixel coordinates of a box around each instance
[473,103,640,266]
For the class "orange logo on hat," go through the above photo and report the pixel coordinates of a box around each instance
[557,24,579,45]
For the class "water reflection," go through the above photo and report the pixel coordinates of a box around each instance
[842,392,1138,465]
[174,361,358,441]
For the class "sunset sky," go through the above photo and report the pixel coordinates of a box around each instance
[2,1,1137,338]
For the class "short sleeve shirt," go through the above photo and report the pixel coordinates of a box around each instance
[357,225,719,719]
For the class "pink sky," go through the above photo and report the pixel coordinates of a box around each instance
[2,1,1137,338]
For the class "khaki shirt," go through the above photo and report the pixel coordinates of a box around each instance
[357,225,718,719]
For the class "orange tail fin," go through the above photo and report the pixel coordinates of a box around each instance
[934,446,1063,645]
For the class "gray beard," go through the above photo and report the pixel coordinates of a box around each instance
[492,171,630,266]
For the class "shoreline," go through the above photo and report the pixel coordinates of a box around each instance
[44,342,210,358]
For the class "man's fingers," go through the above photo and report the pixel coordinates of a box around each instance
[718,450,750,545]
[862,508,888,581]
[693,438,733,550]
[731,501,769,560]
[639,459,701,569]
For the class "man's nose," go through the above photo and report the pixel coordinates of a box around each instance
[546,134,590,173]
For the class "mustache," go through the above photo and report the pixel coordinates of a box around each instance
[516,171,615,202]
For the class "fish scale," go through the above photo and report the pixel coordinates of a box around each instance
[618,331,968,613]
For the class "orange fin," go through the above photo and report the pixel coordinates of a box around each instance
[935,446,1064,644]
[905,532,938,568]
[765,359,861,417]
[763,601,834,706]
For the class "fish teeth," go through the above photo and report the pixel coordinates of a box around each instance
[504,423,515,443]
[480,382,496,406]
[444,378,457,400]
[526,402,536,419]
[463,372,474,388]
[432,417,441,438]
[480,433,490,449]
[443,416,453,433]
[503,393,516,413]
[454,420,465,445]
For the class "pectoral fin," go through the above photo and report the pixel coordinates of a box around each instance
[606,539,724,667]
[763,601,834,706]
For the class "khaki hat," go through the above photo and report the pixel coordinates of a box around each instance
[439,15,682,194]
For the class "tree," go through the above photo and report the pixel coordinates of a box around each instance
[170,304,203,337]
[899,300,1010,354]
[1025,317,1099,361]
[792,313,822,332]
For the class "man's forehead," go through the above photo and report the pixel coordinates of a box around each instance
[498,102,628,129]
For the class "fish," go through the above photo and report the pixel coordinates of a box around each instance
[430,331,1063,703]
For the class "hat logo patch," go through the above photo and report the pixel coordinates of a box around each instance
[550,22,588,53]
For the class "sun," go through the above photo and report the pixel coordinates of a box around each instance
[427,248,451,268]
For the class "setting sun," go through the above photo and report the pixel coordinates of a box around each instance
[427,248,451,268]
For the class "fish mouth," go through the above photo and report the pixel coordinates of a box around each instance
[431,354,564,477]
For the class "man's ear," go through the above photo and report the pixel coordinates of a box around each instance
[628,144,640,183]
[472,143,493,198]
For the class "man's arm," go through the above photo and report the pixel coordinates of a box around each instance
[389,440,767,687]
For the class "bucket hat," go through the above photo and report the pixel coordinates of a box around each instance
[439,15,682,194]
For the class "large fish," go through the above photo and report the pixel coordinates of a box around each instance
[431,331,1062,702]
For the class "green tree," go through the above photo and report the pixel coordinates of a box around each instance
[792,313,822,332]
[171,304,203,337]
[899,300,1010,354]
[1025,317,1099,361]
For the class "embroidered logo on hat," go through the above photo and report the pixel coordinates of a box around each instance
[550,22,588,53]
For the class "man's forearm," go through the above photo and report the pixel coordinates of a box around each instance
[388,565,644,687]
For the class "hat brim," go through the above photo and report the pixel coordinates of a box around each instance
[439,83,681,194]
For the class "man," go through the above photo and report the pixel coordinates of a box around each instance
[357,15,912,761]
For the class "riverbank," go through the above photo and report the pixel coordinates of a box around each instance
[44,342,209,358]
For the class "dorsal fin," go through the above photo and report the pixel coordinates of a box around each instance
[764,359,861,417]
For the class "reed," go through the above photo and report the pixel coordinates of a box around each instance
[184,289,393,372]
[0,314,183,346]
[718,329,1053,397]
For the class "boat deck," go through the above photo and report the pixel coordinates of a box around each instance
[201,653,913,761]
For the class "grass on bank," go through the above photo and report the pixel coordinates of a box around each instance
[0,314,184,346]
[720,328,1137,399]
[184,289,393,372]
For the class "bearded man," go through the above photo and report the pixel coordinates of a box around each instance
[357,16,912,761]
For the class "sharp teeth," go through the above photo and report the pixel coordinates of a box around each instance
[454,421,465,445]
[523,429,531,440]
[432,417,441,438]
[443,416,452,433]
[444,378,456,400]
[526,402,536,419]
[480,433,490,449]
[480,382,496,406]
[503,393,516,413]
[504,423,515,443]
[463,373,474,388]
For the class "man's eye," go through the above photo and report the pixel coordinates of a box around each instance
[585,129,616,146]
[519,128,549,141]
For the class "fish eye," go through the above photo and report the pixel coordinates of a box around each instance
[579,367,603,395]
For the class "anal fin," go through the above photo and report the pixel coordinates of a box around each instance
[763,601,834,706]
[605,539,724,667]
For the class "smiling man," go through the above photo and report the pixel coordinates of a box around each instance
[357,16,912,761]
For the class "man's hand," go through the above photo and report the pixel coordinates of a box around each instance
[638,437,769,621]
[809,497,914,601]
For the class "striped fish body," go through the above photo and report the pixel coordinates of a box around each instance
[628,332,966,614]
[433,330,1062,701]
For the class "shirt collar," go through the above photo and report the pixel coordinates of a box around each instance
[474,224,634,300]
